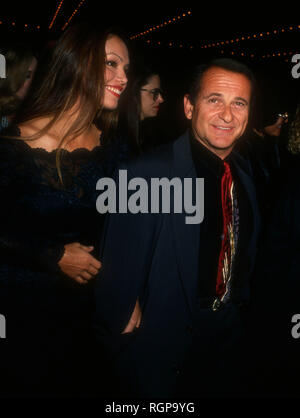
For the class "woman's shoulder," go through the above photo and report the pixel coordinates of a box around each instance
[0,126,29,184]
[17,120,59,152]
[0,124,24,154]
[0,123,49,163]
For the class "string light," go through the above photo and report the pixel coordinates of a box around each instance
[220,49,299,60]
[141,24,300,51]
[61,0,87,31]
[0,19,41,30]
[130,10,192,40]
[49,0,65,29]
[199,24,300,50]
[142,36,299,62]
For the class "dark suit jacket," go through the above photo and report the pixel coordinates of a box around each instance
[93,131,260,398]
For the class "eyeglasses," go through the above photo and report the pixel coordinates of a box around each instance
[140,88,164,101]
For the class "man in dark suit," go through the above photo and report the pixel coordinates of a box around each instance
[94,58,260,398]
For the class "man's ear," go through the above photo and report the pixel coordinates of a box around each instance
[184,94,194,120]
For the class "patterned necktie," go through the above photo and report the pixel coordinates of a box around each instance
[216,161,235,300]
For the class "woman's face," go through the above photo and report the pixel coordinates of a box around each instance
[140,74,164,120]
[16,57,38,101]
[103,35,129,110]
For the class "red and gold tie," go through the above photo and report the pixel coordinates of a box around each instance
[216,161,235,300]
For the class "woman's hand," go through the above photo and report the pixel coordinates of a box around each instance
[58,242,102,284]
[122,299,142,334]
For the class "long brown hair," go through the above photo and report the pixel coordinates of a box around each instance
[16,23,128,182]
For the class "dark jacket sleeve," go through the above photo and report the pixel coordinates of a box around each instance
[93,163,164,346]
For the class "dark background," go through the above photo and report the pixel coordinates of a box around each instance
[0,2,299,405]
[0,2,299,134]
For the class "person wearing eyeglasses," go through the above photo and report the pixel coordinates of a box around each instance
[140,77,164,120]
[118,65,166,154]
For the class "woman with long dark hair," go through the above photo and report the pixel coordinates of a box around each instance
[0,22,130,396]
[119,65,165,153]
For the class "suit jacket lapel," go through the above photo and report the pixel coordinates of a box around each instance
[170,132,200,312]
[235,157,260,251]
[233,152,260,249]
[232,153,261,301]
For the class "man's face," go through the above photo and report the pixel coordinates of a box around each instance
[184,67,251,159]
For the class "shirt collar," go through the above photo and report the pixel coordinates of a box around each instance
[189,130,234,177]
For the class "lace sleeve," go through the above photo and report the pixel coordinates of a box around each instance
[0,137,65,274]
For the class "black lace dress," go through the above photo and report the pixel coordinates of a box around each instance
[0,126,119,396]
